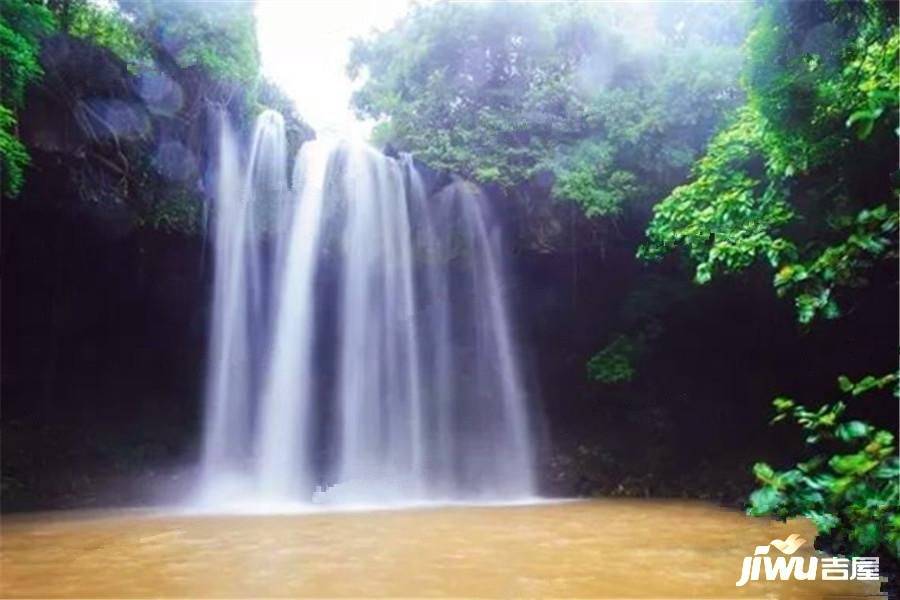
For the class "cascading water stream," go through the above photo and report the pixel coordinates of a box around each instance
[199,110,536,507]
[201,109,287,488]
[255,139,335,499]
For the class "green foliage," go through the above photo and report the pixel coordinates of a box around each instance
[641,1,899,322]
[67,0,149,68]
[349,3,586,186]
[639,106,794,283]
[749,373,899,559]
[117,0,259,85]
[550,141,639,218]
[45,0,259,85]
[349,2,746,216]
[0,0,57,196]
[0,106,30,196]
[587,336,638,384]
[138,188,202,234]
[1,0,55,108]
[774,204,898,323]
[3,0,271,229]
[837,372,897,397]
[635,1,898,560]
[587,275,690,386]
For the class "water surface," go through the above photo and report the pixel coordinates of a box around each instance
[1,500,880,598]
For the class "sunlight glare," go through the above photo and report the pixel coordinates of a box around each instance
[255,0,415,140]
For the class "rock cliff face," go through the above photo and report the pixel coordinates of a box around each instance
[3,32,894,514]
[18,32,314,233]
[1,31,315,511]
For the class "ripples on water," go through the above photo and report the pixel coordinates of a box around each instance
[0,500,879,598]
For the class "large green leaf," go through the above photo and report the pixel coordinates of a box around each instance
[748,486,785,515]
[829,453,878,476]
[835,421,872,442]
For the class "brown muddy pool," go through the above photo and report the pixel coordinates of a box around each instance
[0,499,881,598]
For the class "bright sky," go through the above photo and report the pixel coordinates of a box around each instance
[255,0,416,140]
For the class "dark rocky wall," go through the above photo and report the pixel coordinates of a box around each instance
[2,199,208,510]
[3,175,897,510]
[1,36,895,510]
[502,195,898,501]
[0,31,313,511]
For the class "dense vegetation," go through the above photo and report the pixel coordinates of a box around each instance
[350,2,747,214]
[1,0,55,195]
[0,0,308,229]
[350,0,898,565]
[2,0,896,576]
[0,0,309,506]
[642,0,898,561]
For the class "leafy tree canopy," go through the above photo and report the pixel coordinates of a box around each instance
[1,0,288,234]
[0,0,56,196]
[641,0,898,324]
[47,0,260,85]
[636,0,898,560]
[749,372,898,560]
[349,2,748,217]
[115,0,259,86]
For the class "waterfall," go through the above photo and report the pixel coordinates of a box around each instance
[199,111,536,507]
[201,109,288,491]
